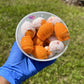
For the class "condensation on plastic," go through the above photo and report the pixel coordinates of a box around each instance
[15,11,70,61]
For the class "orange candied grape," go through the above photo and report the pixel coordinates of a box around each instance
[20,36,33,54]
[33,36,43,46]
[32,46,48,59]
[41,19,47,25]
[54,23,70,41]
[25,30,34,38]
[37,23,54,41]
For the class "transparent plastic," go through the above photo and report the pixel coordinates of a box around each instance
[15,11,70,61]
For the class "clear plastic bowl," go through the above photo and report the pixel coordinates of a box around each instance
[15,11,70,61]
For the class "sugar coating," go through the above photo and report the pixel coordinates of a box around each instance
[32,17,45,29]
[21,21,35,35]
[49,40,64,54]
[47,16,62,25]
[48,35,57,42]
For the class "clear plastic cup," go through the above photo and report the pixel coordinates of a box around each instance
[15,11,70,61]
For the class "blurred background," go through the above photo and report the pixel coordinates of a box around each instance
[0,0,84,84]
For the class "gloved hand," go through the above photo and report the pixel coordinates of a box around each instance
[0,41,56,84]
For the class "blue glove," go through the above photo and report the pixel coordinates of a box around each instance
[0,41,56,84]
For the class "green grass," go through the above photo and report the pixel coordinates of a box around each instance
[0,0,84,84]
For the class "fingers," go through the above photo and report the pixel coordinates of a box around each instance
[30,59,56,72]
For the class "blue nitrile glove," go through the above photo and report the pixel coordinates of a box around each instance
[0,41,56,84]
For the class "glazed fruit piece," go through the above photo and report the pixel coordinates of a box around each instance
[20,36,33,54]
[33,36,43,46]
[49,40,64,54]
[32,46,49,59]
[21,21,35,38]
[32,17,47,29]
[37,23,54,41]
[47,16,62,25]
[44,40,64,58]
[25,30,35,38]
[54,23,70,41]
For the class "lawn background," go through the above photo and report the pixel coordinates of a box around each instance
[0,0,84,84]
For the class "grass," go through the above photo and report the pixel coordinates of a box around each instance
[0,0,84,84]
